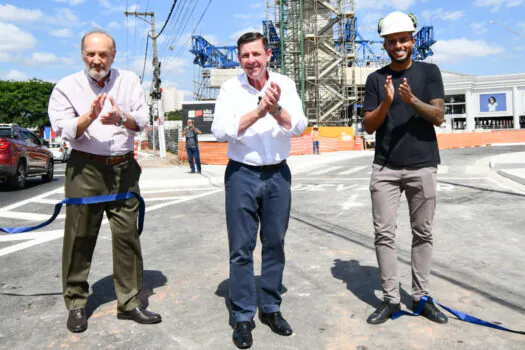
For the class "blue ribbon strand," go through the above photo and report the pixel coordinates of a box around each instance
[0,192,145,235]
[392,295,524,335]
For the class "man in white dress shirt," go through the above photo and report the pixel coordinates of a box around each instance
[48,30,161,333]
[212,32,307,349]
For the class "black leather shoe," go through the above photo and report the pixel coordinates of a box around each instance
[414,297,448,324]
[67,308,87,333]
[367,300,401,325]
[117,306,162,324]
[232,320,255,349]
[260,311,293,336]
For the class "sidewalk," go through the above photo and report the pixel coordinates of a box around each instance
[489,151,525,186]
[137,148,525,187]
[136,150,375,188]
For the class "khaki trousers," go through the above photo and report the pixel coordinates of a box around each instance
[369,164,437,303]
[62,151,143,312]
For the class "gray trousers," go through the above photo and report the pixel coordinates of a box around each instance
[369,164,437,303]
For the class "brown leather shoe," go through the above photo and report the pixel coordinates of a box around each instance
[67,308,87,333]
[117,306,162,324]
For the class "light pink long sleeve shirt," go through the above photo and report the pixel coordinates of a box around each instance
[48,69,149,156]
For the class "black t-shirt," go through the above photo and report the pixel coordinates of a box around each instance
[363,61,444,167]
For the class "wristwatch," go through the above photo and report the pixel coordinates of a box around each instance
[116,111,127,126]
[270,104,282,117]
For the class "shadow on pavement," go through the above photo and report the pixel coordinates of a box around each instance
[86,270,167,318]
[331,259,412,309]
[215,277,288,328]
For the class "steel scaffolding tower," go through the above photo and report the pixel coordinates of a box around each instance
[268,0,356,125]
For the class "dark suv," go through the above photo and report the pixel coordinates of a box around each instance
[0,124,54,189]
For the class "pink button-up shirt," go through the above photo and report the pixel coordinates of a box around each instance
[48,69,149,156]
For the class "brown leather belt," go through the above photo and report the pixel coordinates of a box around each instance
[72,150,134,165]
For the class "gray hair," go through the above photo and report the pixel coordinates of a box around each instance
[81,30,116,52]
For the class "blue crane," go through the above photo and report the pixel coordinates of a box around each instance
[189,35,239,69]
[189,19,436,68]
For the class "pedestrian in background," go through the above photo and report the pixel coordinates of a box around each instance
[363,11,448,325]
[311,124,320,154]
[212,32,307,349]
[182,119,202,173]
[48,30,161,333]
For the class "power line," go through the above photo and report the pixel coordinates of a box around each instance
[151,0,178,40]
[140,35,150,83]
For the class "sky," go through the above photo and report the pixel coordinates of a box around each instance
[1,0,525,99]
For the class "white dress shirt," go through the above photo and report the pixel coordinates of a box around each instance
[212,71,307,166]
[48,69,149,156]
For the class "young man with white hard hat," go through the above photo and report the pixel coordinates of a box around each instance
[362,11,448,325]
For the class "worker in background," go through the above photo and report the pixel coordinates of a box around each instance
[182,119,202,173]
[311,124,320,154]
[362,11,448,325]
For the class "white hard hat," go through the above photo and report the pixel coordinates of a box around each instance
[313,124,318,128]
[378,11,417,37]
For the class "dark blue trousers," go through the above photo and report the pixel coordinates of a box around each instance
[224,160,292,322]
[186,147,201,172]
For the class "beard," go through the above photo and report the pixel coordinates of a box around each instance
[85,66,110,82]
[387,47,413,64]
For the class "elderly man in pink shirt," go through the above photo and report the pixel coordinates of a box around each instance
[48,30,161,333]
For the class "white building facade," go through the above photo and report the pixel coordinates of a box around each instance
[440,71,525,133]
[162,87,185,112]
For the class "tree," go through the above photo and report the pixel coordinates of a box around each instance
[0,79,55,129]
[165,109,183,121]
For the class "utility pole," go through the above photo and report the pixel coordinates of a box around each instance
[125,10,163,157]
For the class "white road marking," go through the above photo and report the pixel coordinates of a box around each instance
[337,165,368,175]
[438,166,449,174]
[342,194,365,209]
[310,166,343,175]
[0,188,223,257]
[0,211,65,221]
[0,187,63,212]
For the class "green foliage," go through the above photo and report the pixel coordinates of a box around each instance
[0,79,55,129]
[165,110,182,121]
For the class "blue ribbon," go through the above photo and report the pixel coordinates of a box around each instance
[392,295,524,335]
[0,192,145,235]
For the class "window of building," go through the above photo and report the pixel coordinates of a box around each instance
[444,94,466,115]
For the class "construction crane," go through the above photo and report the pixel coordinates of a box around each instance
[189,36,239,69]
[189,18,436,70]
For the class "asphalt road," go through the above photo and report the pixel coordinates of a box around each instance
[1,146,524,349]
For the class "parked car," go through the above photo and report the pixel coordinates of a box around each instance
[47,142,69,162]
[0,124,54,189]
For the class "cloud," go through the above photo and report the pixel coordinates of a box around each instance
[0,52,11,62]
[234,13,252,20]
[421,9,464,22]
[52,0,87,6]
[473,0,523,12]
[471,22,488,34]
[31,52,61,64]
[50,28,73,38]
[251,3,264,8]
[98,0,111,8]
[230,26,261,41]
[108,21,121,29]
[0,4,42,22]
[0,22,36,53]
[356,0,417,11]
[429,38,504,63]
[5,70,29,81]
[46,8,80,27]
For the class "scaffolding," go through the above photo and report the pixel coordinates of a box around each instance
[267,0,357,126]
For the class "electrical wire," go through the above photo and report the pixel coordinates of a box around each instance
[140,35,149,83]
[150,0,178,39]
